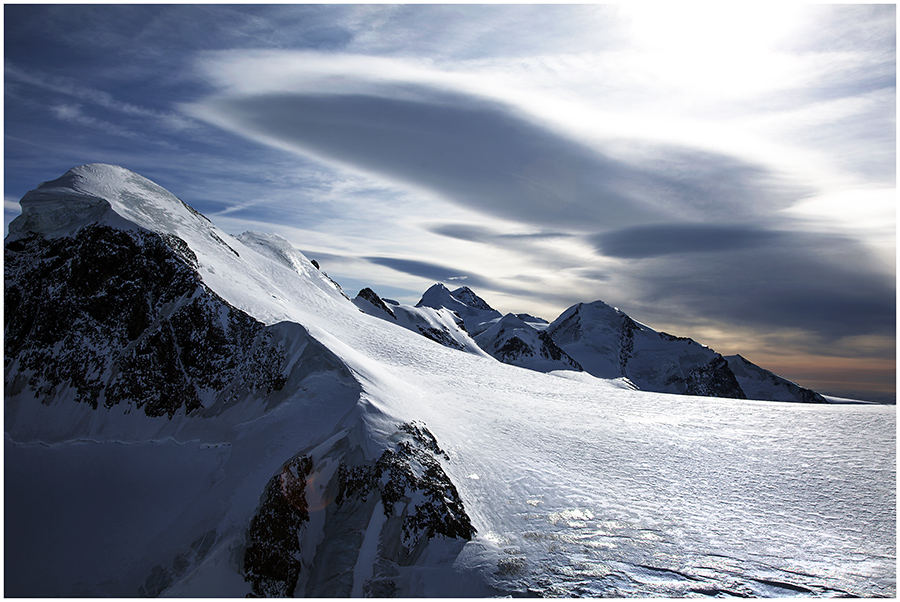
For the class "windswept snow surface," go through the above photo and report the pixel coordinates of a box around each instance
[5,165,895,597]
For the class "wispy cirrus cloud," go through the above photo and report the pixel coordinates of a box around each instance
[429,223,573,243]
[49,103,144,140]
[6,63,198,133]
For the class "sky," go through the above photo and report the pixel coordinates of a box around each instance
[4,4,896,402]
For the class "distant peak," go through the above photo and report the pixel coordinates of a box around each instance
[355,287,397,319]
[415,283,454,308]
[516,313,548,325]
[450,286,495,312]
[424,282,452,293]
[586,299,615,310]
[497,312,528,327]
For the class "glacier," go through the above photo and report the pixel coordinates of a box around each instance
[4,164,895,597]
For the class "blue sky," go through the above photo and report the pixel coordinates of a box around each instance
[4,4,896,401]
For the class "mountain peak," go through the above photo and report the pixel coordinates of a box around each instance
[450,286,495,312]
[416,283,502,335]
[8,164,211,242]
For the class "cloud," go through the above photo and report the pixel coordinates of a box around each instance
[431,223,573,243]
[185,51,891,351]
[49,104,144,140]
[5,63,196,132]
[4,197,23,236]
[363,256,495,290]
[362,256,575,305]
[593,224,781,258]
[616,230,895,341]
[190,83,806,233]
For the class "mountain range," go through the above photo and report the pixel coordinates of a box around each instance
[4,165,892,597]
[354,282,827,403]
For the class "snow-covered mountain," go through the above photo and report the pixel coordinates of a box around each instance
[415,283,501,335]
[352,287,487,356]
[473,312,582,373]
[541,299,827,403]
[725,354,827,403]
[409,281,821,404]
[401,284,580,372]
[5,165,893,598]
[5,165,484,597]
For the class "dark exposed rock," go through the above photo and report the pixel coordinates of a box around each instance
[321,270,350,300]
[545,304,582,345]
[449,312,471,334]
[243,456,314,598]
[618,316,639,374]
[399,420,451,461]
[477,314,582,372]
[658,332,696,344]
[417,325,466,350]
[495,335,533,363]
[665,356,747,398]
[242,421,475,597]
[356,287,396,319]
[451,286,495,312]
[546,301,751,399]
[725,354,827,403]
[209,230,240,257]
[537,331,581,370]
[336,421,475,544]
[795,388,828,404]
[4,225,287,418]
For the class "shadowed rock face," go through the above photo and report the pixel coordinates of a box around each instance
[336,421,475,543]
[450,286,493,312]
[356,287,397,319]
[243,421,476,598]
[4,225,287,418]
[244,456,315,597]
[416,325,466,350]
[475,313,583,373]
[665,355,746,398]
[494,335,534,363]
[725,354,827,403]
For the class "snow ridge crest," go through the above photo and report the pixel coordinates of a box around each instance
[9,163,218,245]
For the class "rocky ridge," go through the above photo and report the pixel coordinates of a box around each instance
[474,313,582,373]
[4,224,290,418]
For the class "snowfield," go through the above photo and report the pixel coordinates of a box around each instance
[5,165,895,597]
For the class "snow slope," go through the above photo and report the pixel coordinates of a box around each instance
[5,165,894,597]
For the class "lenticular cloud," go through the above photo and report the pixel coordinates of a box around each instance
[187,52,804,232]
